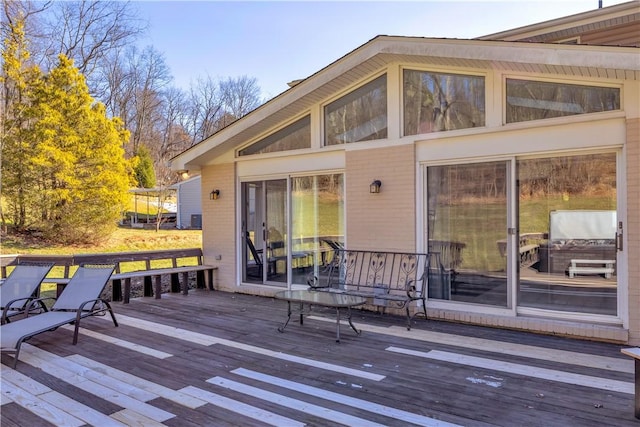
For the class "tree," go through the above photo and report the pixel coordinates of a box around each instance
[133,145,156,188]
[220,75,262,120]
[2,49,133,243]
[37,1,144,84]
[1,16,43,230]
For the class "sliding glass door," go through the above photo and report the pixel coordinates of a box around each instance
[517,153,618,315]
[425,151,620,318]
[427,161,509,307]
[242,174,344,287]
[242,179,288,285]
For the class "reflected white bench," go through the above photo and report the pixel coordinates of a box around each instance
[568,259,615,279]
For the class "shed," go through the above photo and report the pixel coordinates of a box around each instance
[171,175,202,229]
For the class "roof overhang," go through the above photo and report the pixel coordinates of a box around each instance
[478,1,640,42]
[170,36,640,171]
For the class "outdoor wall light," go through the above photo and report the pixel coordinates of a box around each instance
[210,189,220,200]
[370,180,382,194]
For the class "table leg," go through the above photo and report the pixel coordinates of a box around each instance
[299,302,304,325]
[278,301,292,333]
[347,306,361,336]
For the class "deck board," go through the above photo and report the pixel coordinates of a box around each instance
[1,289,636,426]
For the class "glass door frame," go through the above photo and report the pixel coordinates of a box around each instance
[421,156,518,316]
[514,150,624,324]
[240,176,291,287]
[422,148,625,324]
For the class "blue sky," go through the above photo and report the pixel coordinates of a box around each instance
[134,1,630,100]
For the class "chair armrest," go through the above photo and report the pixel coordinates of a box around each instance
[3,296,37,310]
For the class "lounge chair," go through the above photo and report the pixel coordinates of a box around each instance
[1,264,118,368]
[1,262,54,324]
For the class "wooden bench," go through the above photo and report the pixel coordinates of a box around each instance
[496,232,545,268]
[1,249,217,304]
[621,347,640,419]
[308,249,441,330]
[75,249,216,303]
[568,259,615,279]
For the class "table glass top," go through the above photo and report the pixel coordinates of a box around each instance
[274,290,366,307]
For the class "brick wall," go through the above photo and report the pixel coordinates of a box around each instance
[201,163,236,290]
[345,144,416,252]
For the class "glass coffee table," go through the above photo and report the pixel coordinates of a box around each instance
[274,290,366,342]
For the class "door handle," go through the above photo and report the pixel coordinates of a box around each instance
[616,221,623,251]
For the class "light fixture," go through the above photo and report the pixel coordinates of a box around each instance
[370,180,382,194]
[210,189,220,200]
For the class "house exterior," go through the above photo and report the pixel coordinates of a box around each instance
[171,175,203,229]
[171,1,640,344]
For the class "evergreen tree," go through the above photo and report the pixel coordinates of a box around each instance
[133,145,156,188]
[1,18,42,229]
[1,21,133,244]
[29,54,133,243]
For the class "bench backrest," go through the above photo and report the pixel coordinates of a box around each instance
[328,249,431,295]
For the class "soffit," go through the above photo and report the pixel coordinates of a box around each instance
[172,37,640,170]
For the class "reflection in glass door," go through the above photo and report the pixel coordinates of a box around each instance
[266,180,288,284]
[242,179,288,285]
[243,175,345,286]
[427,161,509,307]
[517,153,618,315]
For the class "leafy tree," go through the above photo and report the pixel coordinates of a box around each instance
[133,145,156,188]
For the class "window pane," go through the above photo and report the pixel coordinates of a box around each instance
[404,69,485,136]
[291,174,344,285]
[427,161,508,306]
[517,153,617,315]
[506,79,620,123]
[239,116,310,156]
[324,75,387,145]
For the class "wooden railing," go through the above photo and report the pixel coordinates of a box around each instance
[1,249,216,303]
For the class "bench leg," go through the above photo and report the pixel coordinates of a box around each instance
[143,276,153,297]
[123,278,131,304]
[181,271,189,295]
[170,273,180,293]
[111,279,122,302]
[196,270,205,289]
[154,275,162,299]
[204,269,214,291]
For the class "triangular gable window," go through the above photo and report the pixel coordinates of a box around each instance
[239,116,310,156]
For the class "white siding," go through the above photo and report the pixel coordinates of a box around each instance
[175,176,202,229]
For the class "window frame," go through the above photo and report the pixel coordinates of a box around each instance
[237,114,312,158]
[503,76,622,125]
[401,66,487,137]
[322,73,388,146]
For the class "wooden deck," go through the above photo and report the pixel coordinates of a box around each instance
[1,289,637,426]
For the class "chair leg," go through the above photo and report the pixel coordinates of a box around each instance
[11,342,22,369]
[103,300,118,327]
[73,312,82,345]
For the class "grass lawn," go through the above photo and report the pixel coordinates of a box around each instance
[2,227,203,296]
[2,226,202,255]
